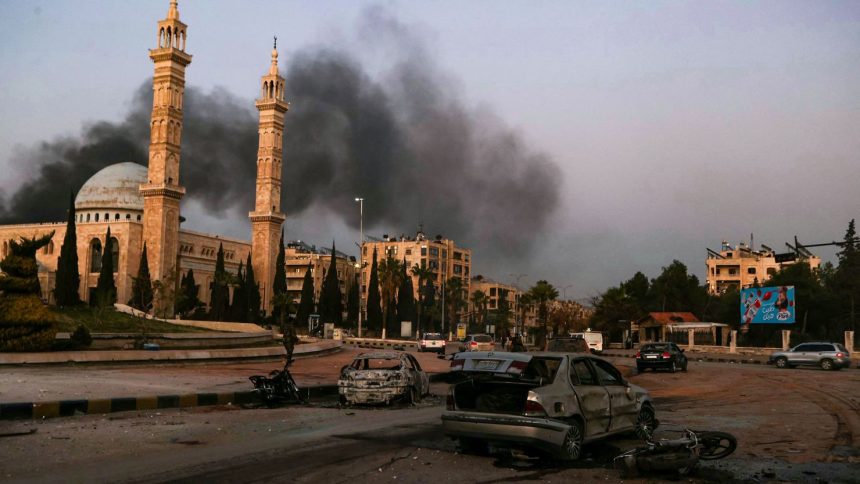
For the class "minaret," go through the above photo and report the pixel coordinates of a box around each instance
[250,38,288,314]
[140,0,191,314]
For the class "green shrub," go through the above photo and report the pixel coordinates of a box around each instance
[70,324,92,348]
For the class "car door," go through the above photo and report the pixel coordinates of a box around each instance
[569,358,610,438]
[590,358,638,432]
[790,344,814,365]
[405,354,429,395]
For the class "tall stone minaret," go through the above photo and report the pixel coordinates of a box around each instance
[250,38,288,314]
[140,0,191,314]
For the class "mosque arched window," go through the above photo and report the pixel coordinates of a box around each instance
[86,213,91,222]
[104,213,109,221]
[94,213,99,222]
[115,213,120,221]
[110,237,119,272]
[137,214,141,222]
[126,214,131,220]
[90,239,102,273]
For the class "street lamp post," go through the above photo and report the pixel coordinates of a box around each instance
[355,197,364,338]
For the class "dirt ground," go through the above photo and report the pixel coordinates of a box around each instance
[0,352,858,483]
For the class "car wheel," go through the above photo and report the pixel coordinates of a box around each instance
[407,386,420,405]
[635,405,657,441]
[559,420,584,460]
[670,361,677,373]
[637,365,644,374]
[682,359,688,372]
[775,357,788,369]
[820,359,834,371]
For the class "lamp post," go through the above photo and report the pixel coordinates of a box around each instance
[561,284,573,301]
[355,197,364,338]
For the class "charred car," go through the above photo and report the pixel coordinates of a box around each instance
[338,351,430,405]
[442,351,657,460]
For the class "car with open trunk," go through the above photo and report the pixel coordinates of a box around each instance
[441,351,657,460]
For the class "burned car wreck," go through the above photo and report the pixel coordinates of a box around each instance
[442,351,657,460]
[338,351,430,405]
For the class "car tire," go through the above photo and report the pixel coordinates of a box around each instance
[670,361,677,373]
[559,420,585,460]
[775,357,789,369]
[682,360,688,372]
[820,359,834,371]
[635,405,657,441]
[408,386,420,405]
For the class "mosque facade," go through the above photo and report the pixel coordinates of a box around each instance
[0,1,296,316]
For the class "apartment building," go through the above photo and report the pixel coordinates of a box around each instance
[284,241,357,309]
[705,240,820,294]
[359,230,472,307]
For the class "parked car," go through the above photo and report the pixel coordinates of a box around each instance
[569,331,604,353]
[459,334,495,352]
[768,342,852,371]
[442,351,657,460]
[547,336,590,353]
[338,352,430,405]
[636,342,688,373]
[418,332,446,353]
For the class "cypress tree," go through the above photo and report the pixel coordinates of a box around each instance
[246,253,261,323]
[296,266,315,328]
[177,268,201,318]
[54,190,81,306]
[423,278,437,331]
[208,243,228,321]
[366,247,383,333]
[397,258,416,327]
[347,277,360,328]
[319,241,343,325]
[272,229,288,321]
[229,261,247,322]
[128,243,153,312]
[94,227,117,307]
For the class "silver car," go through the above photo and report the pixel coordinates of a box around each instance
[442,351,657,460]
[338,352,430,405]
[768,342,851,370]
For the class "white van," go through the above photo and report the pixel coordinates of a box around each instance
[569,331,604,354]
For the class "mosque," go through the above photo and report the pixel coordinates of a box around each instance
[0,1,289,315]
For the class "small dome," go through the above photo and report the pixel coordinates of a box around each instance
[75,162,148,212]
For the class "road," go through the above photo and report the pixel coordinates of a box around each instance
[1,355,858,483]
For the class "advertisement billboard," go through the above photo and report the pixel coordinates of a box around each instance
[740,286,795,325]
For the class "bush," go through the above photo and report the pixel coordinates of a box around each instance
[0,295,59,352]
[70,324,92,348]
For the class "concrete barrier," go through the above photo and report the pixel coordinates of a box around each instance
[344,337,418,350]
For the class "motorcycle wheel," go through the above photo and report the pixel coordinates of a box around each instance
[697,431,737,460]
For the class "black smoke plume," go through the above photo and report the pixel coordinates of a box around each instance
[0,9,562,260]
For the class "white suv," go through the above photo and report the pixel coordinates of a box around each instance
[418,333,446,353]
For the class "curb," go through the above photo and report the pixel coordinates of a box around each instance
[601,352,769,366]
[0,384,340,421]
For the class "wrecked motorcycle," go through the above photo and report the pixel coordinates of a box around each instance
[614,429,737,477]
[249,367,305,407]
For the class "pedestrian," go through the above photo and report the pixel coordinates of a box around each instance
[511,334,526,352]
[282,317,299,368]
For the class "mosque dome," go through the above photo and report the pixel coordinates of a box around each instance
[75,162,148,212]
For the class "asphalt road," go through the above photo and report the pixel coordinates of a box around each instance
[1,356,858,483]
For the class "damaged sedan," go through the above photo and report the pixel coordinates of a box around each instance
[338,351,430,406]
[442,352,657,460]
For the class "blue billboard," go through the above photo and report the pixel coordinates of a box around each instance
[740,286,795,325]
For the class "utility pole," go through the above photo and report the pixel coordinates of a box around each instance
[355,197,364,337]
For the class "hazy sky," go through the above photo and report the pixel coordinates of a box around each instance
[1,0,858,300]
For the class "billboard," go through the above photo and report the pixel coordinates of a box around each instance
[740,286,795,325]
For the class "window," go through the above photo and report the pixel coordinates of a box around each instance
[114,213,120,221]
[747,268,756,274]
[421,247,427,256]
[429,247,439,256]
[453,264,462,274]
[104,213,109,221]
[453,252,462,260]
[793,344,815,352]
[137,214,141,221]
[87,213,91,222]
[94,213,99,222]
[405,249,412,256]
[126,214,131,220]
[571,360,597,385]
[89,239,102,273]
[728,269,737,275]
[490,288,497,296]
[591,359,623,385]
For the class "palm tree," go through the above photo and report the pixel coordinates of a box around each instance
[411,263,434,333]
[378,256,403,338]
[444,277,466,334]
[529,280,559,350]
[470,290,488,333]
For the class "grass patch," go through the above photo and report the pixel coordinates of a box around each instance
[54,306,212,333]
